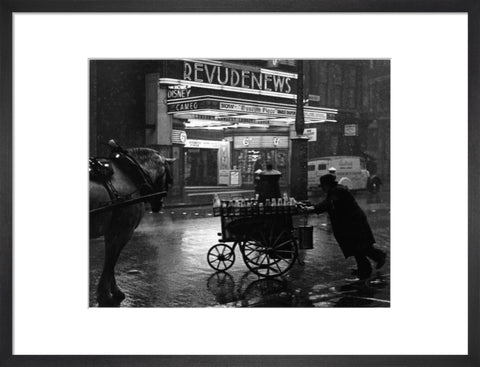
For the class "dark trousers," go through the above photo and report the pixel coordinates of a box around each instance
[354,246,386,274]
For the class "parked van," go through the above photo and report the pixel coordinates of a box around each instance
[308,156,371,191]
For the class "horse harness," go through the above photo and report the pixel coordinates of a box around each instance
[89,148,167,209]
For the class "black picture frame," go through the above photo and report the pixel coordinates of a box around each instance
[1,1,478,366]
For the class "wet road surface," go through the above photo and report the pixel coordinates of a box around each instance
[89,192,390,307]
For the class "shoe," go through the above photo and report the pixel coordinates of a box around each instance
[376,252,387,269]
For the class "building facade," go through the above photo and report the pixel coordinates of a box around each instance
[90,59,390,195]
[304,60,390,183]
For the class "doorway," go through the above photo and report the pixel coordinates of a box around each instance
[184,148,218,186]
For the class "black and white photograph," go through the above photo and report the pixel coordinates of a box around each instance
[5,8,474,363]
[89,59,391,307]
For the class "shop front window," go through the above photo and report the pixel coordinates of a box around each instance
[233,148,289,186]
[275,150,288,185]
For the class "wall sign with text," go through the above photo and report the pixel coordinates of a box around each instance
[161,60,299,99]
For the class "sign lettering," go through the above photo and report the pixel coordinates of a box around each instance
[304,128,317,141]
[172,102,198,112]
[167,88,192,99]
[185,139,222,149]
[171,129,187,144]
[183,61,293,94]
[219,102,327,121]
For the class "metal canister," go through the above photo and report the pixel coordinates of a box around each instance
[298,214,313,249]
[297,226,313,249]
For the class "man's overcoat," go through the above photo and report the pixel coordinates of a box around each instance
[314,184,375,258]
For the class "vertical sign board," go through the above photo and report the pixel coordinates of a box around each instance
[218,141,231,185]
[218,141,230,170]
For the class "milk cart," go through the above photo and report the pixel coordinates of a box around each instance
[207,200,309,278]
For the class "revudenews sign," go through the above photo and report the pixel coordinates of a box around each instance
[182,60,296,95]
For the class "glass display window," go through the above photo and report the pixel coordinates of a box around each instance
[233,148,289,186]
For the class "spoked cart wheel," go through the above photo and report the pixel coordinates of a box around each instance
[241,228,298,278]
[207,243,236,272]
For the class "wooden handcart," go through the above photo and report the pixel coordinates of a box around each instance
[207,200,303,278]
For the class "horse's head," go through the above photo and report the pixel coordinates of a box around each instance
[127,148,175,213]
[149,156,175,212]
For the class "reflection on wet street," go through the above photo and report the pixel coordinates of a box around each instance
[89,192,390,307]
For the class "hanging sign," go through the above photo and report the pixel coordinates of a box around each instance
[171,130,187,144]
[304,128,317,141]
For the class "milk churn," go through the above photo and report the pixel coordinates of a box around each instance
[258,164,282,202]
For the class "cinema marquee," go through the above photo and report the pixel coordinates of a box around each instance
[147,59,337,191]
[183,60,294,94]
[159,59,298,99]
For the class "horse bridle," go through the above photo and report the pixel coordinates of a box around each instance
[152,163,171,193]
[109,148,170,201]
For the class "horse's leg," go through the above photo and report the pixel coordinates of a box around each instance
[96,236,117,307]
[97,228,134,306]
[110,277,124,302]
[109,231,133,303]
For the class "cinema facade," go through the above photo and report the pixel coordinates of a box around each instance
[90,59,339,195]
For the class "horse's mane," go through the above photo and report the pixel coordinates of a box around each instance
[127,147,164,173]
[126,147,172,186]
[127,147,161,161]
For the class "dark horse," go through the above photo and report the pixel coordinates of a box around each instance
[90,147,174,306]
